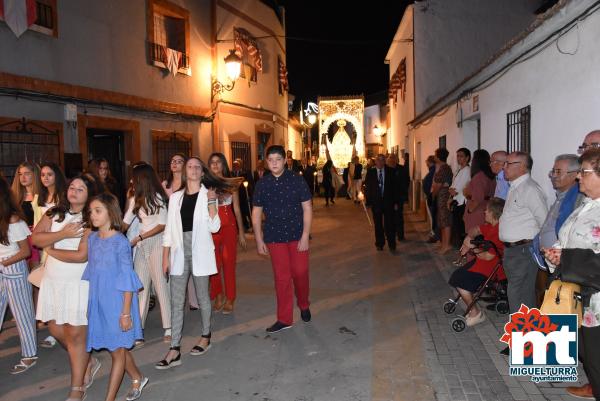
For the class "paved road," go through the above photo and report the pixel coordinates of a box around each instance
[0,198,586,400]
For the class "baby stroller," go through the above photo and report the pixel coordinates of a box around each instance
[443,237,509,332]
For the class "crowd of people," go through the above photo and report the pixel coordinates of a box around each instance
[0,145,312,401]
[433,130,600,400]
[1,131,600,400]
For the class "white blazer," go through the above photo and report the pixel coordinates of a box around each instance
[162,185,220,276]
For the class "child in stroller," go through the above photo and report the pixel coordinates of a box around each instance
[446,197,506,329]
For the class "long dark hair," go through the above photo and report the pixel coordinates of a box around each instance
[180,157,236,195]
[49,173,102,226]
[0,174,26,245]
[38,162,68,207]
[165,153,187,190]
[132,163,168,216]
[208,152,232,178]
[470,149,494,180]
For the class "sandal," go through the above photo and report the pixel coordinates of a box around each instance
[40,335,57,348]
[9,356,38,375]
[190,333,211,356]
[65,386,86,401]
[125,376,149,401]
[155,346,181,370]
[84,357,101,389]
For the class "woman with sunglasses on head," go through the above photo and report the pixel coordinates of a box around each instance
[207,153,247,314]
[161,153,199,311]
[156,157,235,369]
[123,163,171,348]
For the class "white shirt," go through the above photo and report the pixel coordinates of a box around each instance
[123,196,167,235]
[451,165,471,205]
[499,173,548,242]
[162,187,220,276]
[0,220,30,260]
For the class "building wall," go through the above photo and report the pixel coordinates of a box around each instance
[215,0,288,170]
[412,3,600,204]
[413,0,540,115]
[0,0,213,108]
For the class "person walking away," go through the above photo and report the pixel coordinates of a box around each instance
[252,145,313,333]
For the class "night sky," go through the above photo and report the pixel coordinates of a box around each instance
[279,1,410,104]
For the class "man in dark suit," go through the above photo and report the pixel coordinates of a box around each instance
[364,154,400,253]
[286,150,301,172]
[298,157,316,196]
[232,159,254,231]
[253,159,269,183]
[387,153,410,241]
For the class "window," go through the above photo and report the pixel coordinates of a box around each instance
[0,0,58,37]
[507,106,530,153]
[439,135,447,149]
[231,141,251,171]
[152,131,191,181]
[147,0,191,75]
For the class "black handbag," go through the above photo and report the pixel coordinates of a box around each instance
[559,248,600,291]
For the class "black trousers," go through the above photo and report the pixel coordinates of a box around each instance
[582,325,600,399]
[451,204,466,248]
[323,181,335,202]
[372,204,396,250]
[395,201,405,240]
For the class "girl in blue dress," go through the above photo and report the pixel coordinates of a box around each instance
[83,193,148,401]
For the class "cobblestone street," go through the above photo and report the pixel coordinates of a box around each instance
[0,199,587,401]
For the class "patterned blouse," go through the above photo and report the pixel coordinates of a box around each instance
[556,197,600,327]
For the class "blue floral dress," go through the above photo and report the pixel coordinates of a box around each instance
[82,232,143,351]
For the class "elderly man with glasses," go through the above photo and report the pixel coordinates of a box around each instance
[498,152,548,355]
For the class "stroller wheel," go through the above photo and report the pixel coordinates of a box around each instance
[495,300,509,315]
[451,317,466,332]
[443,300,456,314]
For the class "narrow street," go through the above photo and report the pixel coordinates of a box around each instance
[0,199,586,401]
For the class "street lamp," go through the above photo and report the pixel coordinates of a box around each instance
[373,125,382,137]
[212,49,242,99]
[242,180,252,232]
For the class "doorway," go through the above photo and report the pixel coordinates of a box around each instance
[86,128,126,194]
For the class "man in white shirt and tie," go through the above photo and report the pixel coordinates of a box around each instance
[499,151,548,318]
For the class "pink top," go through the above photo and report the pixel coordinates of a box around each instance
[463,171,496,231]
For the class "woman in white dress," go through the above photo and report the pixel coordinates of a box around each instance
[32,173,101,401]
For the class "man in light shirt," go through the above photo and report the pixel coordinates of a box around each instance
[491,151,509,200]
[499,151,547,319]
[449,148,471,248]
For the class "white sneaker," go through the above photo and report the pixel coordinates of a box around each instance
[40,336,57,348]
[466,311,486,327]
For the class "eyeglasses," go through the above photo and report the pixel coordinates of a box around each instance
[577,142,600,155]
[170,159,184,165]
[503,161,521,166]
[548,169,578,177]
[577,168,596,176]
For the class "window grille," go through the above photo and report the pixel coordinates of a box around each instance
[152,132,191,181]
[507,106,531,153]
[231,141,251,171]
[0,118,61,182]
[35,1,53,29]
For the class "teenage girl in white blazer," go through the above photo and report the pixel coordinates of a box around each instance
[156,156,235,369]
